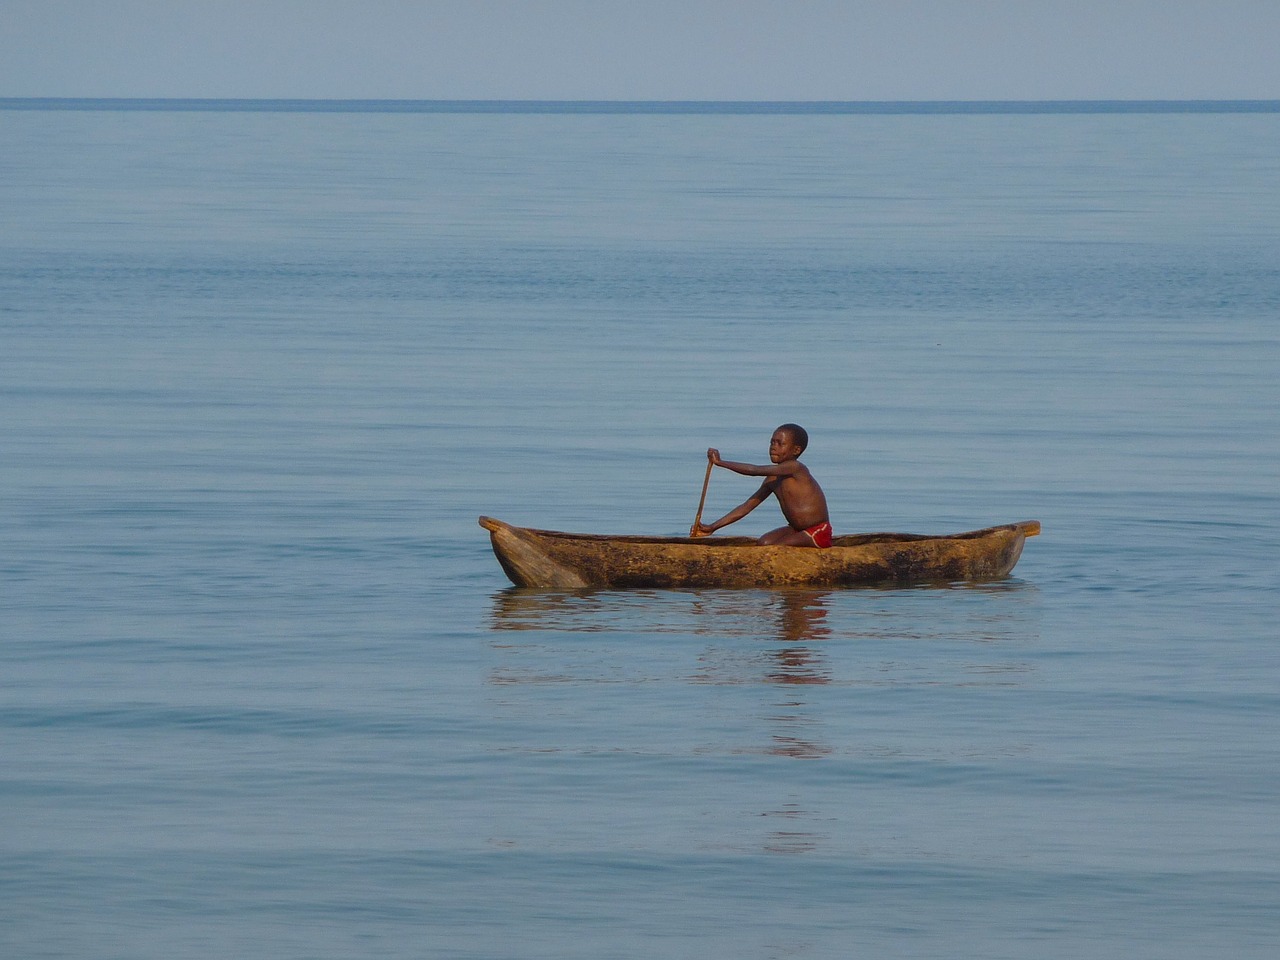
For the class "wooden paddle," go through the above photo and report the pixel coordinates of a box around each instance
[690,457,714,537]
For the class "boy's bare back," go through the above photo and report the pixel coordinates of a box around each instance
[761,457,829,531]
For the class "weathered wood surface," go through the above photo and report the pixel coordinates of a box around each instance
[479,516,1040,589]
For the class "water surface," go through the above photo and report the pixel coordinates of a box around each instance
[2,102,1278,959]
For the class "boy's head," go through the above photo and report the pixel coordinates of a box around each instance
[770,423,809,461]
[773,422,803,453]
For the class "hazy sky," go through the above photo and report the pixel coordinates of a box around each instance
[3,0,1278,101]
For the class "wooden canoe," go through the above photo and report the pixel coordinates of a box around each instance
[479,516,1040,589]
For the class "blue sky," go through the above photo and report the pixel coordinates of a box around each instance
[3,0,1277,100]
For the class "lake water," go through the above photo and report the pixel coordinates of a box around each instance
[2,102,1279,959]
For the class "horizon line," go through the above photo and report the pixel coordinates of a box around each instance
[3,97,1279,115]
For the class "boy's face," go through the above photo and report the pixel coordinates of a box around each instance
[769,429,802,463]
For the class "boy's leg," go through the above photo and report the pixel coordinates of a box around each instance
[757,525,816,547]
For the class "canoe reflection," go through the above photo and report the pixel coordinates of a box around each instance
[488,588,837,761]
[489,588,834,656]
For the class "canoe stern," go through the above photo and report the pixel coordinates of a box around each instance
[480,516,590,589]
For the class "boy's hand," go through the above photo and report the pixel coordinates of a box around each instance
[706,448,721,465]
[690,522,714,538]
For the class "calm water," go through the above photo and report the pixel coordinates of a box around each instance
[3,103,1279,959]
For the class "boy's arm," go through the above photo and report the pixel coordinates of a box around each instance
[708,448,799,479]
[694,482,772,535]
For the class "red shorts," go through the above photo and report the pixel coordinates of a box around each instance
[802,521,833,548]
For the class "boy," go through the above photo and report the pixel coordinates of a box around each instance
[692,424,833,547]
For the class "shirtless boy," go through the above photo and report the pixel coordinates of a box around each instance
[692,424,833,547]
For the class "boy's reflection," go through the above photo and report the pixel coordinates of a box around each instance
[766,590,831,684]
[763,591,832,760]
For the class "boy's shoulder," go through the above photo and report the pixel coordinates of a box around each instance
[780,457,810,475]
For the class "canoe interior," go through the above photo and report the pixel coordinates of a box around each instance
[479,517,1039,547]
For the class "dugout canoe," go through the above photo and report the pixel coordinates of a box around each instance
[479,516,1040,589]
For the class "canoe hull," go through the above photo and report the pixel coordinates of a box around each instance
[479,516,1039,589]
